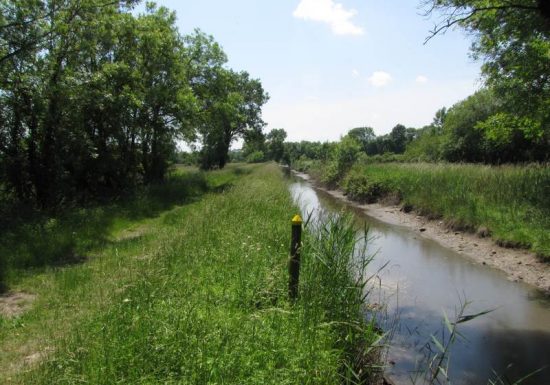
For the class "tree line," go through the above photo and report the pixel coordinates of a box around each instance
[0,0,267,208]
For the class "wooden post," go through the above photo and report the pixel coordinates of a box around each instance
[289,214,302,300]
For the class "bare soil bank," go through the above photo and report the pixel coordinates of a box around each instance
[293,171,550,294]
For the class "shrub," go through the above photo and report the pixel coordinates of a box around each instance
[245,150,265,163]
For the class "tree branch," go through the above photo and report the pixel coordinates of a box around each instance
[424,3,540,44]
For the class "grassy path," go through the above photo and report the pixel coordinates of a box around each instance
[1,163,379,384]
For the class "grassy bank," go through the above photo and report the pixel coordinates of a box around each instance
[0,163,381,384]
[296,160,550,260]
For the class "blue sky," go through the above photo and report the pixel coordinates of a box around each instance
[146,0,482,141]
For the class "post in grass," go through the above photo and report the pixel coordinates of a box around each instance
[289,214,303,300]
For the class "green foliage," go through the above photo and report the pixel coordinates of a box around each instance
[346,126,376,153]
[476,112,547,162]
[334,135,362,173]
[426,0,550,162]
[0,250,5,293]
[241,129,266,160]
[284,141,335,165]
[342,166,390,203]
[193,56,269,169]
[0,170,212,273]
[440,89,501,162]
[265,128,287,162]
[404,128,444,162]
[245,150,265,163]
[0,1,268,207]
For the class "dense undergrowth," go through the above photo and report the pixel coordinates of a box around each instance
[0,163,382,384]
[294,158,550,260]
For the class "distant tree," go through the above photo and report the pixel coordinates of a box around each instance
[242,129,266,158]
[389,124,408,153]
[266,128,287,162]
[245,150,265,163]
[404,125,444,161]
[346,127,376,153]
[334,135,361,173]
[440,89,501,162]
[432,107,447,133]
[197,68,268,169]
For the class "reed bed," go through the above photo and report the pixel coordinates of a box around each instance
[342,162,549,259]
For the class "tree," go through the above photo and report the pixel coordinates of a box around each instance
[432,107,447,133]
[389,124,408,153]
[0,1,140,64]
[197,68,268,169]
[440,89,500,162]
[182,30,268,169]
[334,135,361,173]
[1,3,269,205]
[423,0,550,43]
[424,0,550,157]
[346,127,375,153]
[0,2,200,206]
[242,129,266,159]
[266,128,287,162]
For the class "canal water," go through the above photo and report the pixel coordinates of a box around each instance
[289,174,550,385]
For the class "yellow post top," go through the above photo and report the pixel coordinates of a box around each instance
[291,214,303,225]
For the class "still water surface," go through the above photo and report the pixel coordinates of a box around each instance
[289,175,550,385]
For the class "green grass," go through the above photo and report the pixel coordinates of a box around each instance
[307,161,549,260]
[0,163,381,384]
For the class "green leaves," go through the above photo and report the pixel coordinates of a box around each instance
[0,1,268,205]
[426,0,550,163]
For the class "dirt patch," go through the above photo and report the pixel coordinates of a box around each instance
[115,226,147,242]
[293,171,550,295]
[22,346,54,367]
[0,292,36,318]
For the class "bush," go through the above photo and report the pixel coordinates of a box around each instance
[342,168,390,203]
[245,150,265,163]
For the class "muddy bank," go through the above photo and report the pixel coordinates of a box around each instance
[292,171,550,294]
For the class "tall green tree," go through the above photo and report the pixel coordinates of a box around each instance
[1,1,197,205]
[346,127,375,153]
[266,128,287,162]
[197,68,268,169]
[425,0,550,160]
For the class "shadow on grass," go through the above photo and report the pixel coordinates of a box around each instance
[0,168,240,289]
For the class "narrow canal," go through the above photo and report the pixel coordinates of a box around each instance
[289,174,550,385]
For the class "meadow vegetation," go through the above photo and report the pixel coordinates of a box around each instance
[294,158,549,260]
[0,163,383,384]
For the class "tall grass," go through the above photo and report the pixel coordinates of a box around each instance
[300,213,384,383]
[1,163,382,384]
[305,161,549,260]
[0,167,238,286]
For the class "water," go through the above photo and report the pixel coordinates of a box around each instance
[289,175,550,385]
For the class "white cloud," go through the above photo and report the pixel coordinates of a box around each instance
[416,75,428,84]
[367,71,392,87]
[293,0,364,36]
[352,69,360,77]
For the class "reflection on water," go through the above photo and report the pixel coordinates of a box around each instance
[289,178,550,385]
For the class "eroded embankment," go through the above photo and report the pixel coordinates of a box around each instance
[293,170,550,294]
